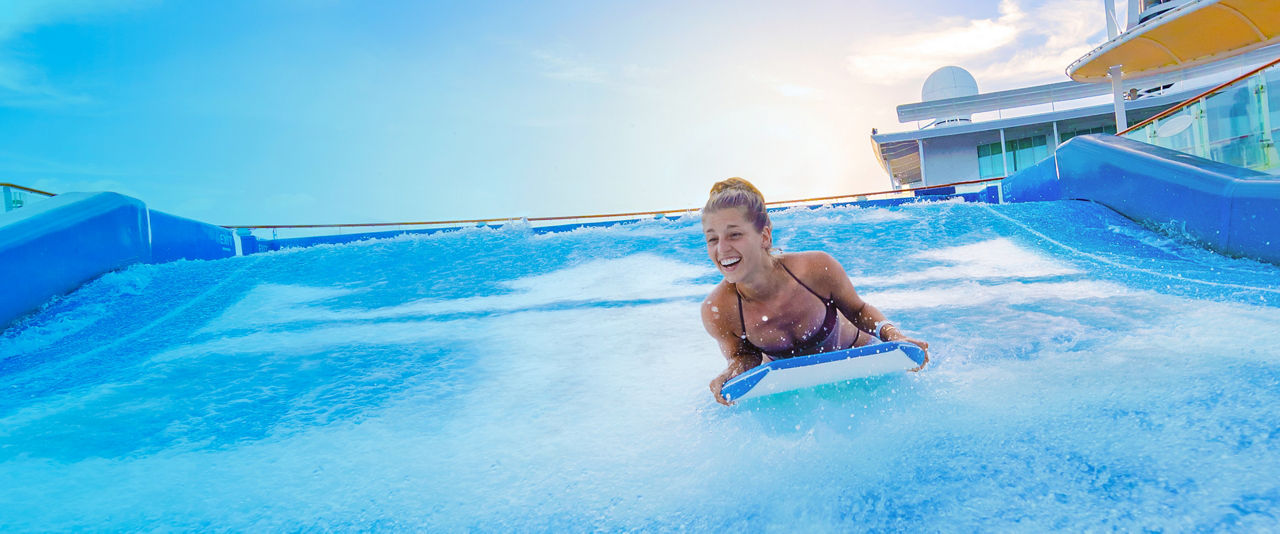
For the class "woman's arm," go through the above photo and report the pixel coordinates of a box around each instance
[702,294,763,405]
[809,252,930,370]
[708,342,762,406]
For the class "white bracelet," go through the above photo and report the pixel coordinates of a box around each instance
[874,321,894,339]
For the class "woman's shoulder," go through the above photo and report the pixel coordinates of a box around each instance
[779,251,846,289]
[779,250,840,271]
[703,280,737,309]
[701,281,739,333]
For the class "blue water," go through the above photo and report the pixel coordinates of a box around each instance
[2,199,1280,530]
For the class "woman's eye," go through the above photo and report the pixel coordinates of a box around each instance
[729,233,741,239]
[707,237,718,244]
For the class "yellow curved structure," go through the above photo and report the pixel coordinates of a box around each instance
[1068,0,1280,82]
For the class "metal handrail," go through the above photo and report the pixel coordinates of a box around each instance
[1118,55,1280,136]
[0,183,57,197]
[221,177,1006,230]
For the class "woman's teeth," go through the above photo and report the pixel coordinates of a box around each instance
[720,258,741,267]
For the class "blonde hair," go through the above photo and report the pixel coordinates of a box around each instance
[703,177,770,232]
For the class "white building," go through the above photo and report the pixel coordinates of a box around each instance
[870,0,1279,188]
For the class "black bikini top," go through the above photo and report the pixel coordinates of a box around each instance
[735,261,841,359]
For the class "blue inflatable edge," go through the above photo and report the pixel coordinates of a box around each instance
[720,341,925,402]
[1001,134,1280,264]
[150,210,236,263]
[0,192,238,329]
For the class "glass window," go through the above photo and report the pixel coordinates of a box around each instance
[1061,125,1115,143]
[977,141,1004,178]
[996,135,1049,173]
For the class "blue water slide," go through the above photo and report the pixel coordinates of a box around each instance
[0,192,150,328]
[1002,134,1280,264]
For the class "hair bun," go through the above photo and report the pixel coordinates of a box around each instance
[703,177,770,232]
[709,177,763,197]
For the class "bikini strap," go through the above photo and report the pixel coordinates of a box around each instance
[735,287,748,340]
[777,261,830,302]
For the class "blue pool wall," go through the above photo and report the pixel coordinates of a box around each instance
[0,193,238,328]
[0,192,150,329]
[149,210,237,263]
[1002,134,1280,264]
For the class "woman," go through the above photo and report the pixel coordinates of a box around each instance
[700,178,929,405]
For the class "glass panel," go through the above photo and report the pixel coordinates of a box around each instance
[1204,80,1265,169]
[1148,108,1196,153]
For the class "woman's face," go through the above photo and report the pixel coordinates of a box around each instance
[702,207,770,283]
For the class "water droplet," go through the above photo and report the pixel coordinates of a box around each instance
[762,315,769,321]
[711,306,719,312]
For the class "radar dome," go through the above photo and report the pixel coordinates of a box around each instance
[921,66,978,126]
[922,66,979,101]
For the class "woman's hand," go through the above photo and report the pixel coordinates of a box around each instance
[709,374,734,406]
[882,325,930,372]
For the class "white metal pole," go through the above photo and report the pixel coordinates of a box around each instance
[999,129,1009,176]
[1105,0,1119,38]
[917,139,927,186]
[1110,65,1128,131]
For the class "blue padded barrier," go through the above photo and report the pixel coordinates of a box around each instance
[981,185,1001,203]
[913,185,957,196]
[235,229,259,256]
[149,210,236,263]
[1004,134,1280,264]
[1001,153,1061,203]
[0,192,150,328]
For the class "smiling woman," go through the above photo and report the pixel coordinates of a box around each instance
[699,177,929,405]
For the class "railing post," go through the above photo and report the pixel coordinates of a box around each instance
[1193,100,1210,159]
[1256,74,1276,171]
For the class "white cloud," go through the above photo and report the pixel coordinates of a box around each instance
[846,0,1105,89]
[0,0,153,107]
[531,51,607,84]
[530,51,668,90]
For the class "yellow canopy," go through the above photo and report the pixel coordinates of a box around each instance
[1068,0,1280,82]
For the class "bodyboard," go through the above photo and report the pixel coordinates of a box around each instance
[720,341,925,402]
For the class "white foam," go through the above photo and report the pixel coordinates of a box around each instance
[863,280,1129,310]
[198,284,359,333]
[157,318,482,362]
[199,254,715,332]
[856,238,1079,287]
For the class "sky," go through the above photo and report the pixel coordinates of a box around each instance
[0,0,1119,225]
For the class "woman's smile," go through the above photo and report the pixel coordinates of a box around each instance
[702,206,767,282]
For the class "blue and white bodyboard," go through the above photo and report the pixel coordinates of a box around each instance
[721,341,925,402]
